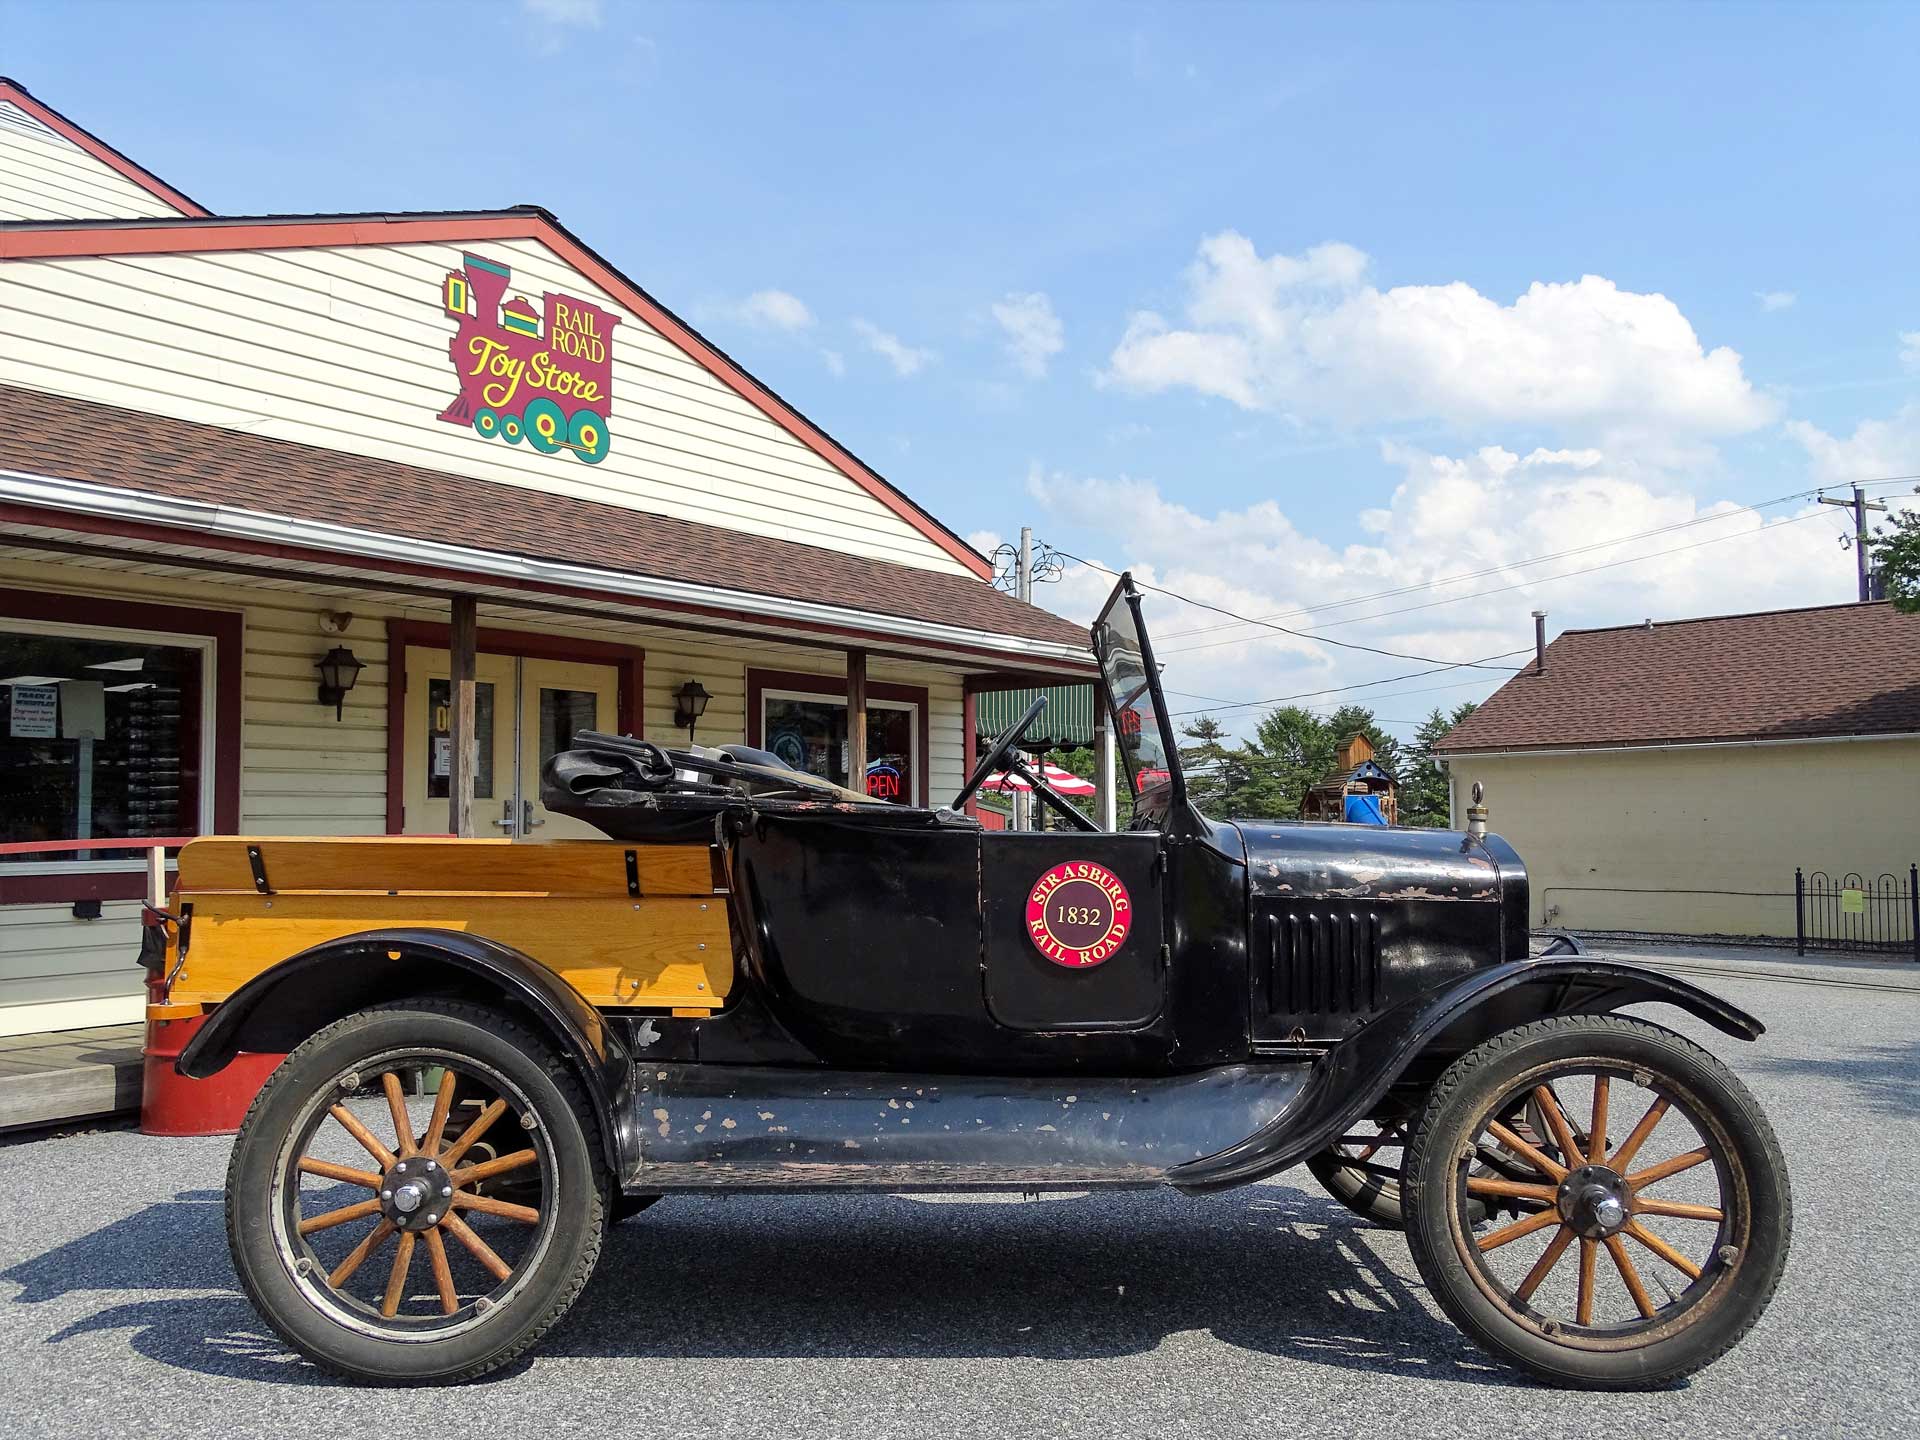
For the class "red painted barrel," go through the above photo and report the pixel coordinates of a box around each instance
[140,965,284,1136]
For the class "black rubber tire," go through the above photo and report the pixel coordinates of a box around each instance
[225,1000,608,1384]
[1402,1014,1791,1390]
[1305,1147,1406,1228]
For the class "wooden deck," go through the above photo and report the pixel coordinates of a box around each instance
[0,1024,143,1131]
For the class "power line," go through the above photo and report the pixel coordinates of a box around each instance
[1160,507,1836,656]
[1153,472,1920,644]
[1164,647,1533,719]
[1052,547,1524,674]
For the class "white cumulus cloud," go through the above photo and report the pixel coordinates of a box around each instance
[1105,232,1772,441]
[1788,402,1920,489]
[731,289,814,332]
[853,319,934,377]
[1023,449,1849,738]
[992,292,1065,378]
[1756,290,1797,312]
[1901,332,1920,372]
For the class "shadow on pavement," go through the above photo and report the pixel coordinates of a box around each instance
[1745,1038,1920,1117]
[3,1182,1520,1389]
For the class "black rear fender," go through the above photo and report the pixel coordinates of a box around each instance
[176,928,632,1175]
[1172,957,1763,1193]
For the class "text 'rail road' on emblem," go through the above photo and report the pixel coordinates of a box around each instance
[1024,861,1132,969]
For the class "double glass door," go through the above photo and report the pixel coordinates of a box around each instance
[402,647,617,839]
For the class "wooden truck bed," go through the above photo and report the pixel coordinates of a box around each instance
[164,836,733,1016]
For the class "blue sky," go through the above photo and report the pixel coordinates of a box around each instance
[7,0,1918,734]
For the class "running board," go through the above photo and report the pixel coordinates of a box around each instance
[618,1063,1314,1192]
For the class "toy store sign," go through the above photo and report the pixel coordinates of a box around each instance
[436,252,619,464]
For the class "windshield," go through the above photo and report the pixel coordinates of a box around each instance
[1091,577,1180,798]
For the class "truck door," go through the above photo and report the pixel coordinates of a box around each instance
[981,831,1165,1030]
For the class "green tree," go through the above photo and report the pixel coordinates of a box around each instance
[1248,705,1338,817]
[1402,700,1479,827]
[1868,488,1920,612]
[1178,716,1239,815]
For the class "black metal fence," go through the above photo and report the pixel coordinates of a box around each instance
[1795,866,1919,960]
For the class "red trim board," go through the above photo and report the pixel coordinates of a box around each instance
[0,78,209,218]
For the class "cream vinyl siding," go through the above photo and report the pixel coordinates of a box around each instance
[0,902,145,1037]
[0,100,185,221]
[240,600,389,835]
[0,237,972,576]
[1446,738,1920,939]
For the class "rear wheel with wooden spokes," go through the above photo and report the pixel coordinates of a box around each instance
[1403,1014,1791,1389]
[1306,1119,1412,1227]
[227,1000,607,1384]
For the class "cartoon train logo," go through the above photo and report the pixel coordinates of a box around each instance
[436,253,619,465]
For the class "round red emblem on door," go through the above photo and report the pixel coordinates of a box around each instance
[1025,861,1132,969]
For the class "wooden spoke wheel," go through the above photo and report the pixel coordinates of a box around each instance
[1403,1014,1791,1390]
[276,1059,554,1330]
[1306,1119,1412,1227]
[1310,1104,1551,1229]
[227,1001,607,1384]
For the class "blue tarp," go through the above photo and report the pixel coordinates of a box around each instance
[1344,793,1387,825]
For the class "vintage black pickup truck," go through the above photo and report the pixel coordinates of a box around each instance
[157,574,1789,1387]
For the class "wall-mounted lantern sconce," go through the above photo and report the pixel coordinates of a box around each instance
[672,679,711,741]
[315,645,365,721]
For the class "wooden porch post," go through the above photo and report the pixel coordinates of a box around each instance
[961,685,978,818]
[1094,682,1117,832]
[448,595,478,838]
[845,648,868,796]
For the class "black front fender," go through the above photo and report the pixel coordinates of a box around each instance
[176,928,632,1176]
[1171,957,1763,1193]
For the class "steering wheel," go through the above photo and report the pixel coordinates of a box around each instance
[950,697,1100,832]
[952,696,1046,812]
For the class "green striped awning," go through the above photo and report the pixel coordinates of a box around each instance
[974,685,1095,750]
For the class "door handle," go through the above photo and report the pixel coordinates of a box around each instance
[491,800,516,831]
[522,799,545,831]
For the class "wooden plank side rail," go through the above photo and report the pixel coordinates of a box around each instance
[169,837,731,1013]
[178,837,716,899]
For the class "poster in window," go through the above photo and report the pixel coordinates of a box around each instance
[9,685,56,738]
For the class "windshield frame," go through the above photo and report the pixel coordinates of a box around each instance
[1090,573,1187,812]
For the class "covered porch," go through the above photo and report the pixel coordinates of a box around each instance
[0,393,1096,1049]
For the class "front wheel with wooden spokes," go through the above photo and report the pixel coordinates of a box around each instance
[227,1000,607,1384]
[1402,1013,1791,1390]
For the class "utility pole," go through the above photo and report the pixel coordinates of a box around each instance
[1818,484,1890,601]
[1013,526,1033,831]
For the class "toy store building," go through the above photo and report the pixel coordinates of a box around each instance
[0,79,1097,1039]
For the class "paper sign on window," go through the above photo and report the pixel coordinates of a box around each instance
[9,684,56,738]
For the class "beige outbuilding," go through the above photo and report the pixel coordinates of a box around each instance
[1436,601,1920,940]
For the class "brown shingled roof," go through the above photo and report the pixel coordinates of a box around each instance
[0,385,1087,651]
[1435,601,1920,752]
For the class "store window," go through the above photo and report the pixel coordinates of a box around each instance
[761,690,919,804]
[1,623,213,865]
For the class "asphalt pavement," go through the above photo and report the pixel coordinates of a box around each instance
[2,953,1916,1439]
